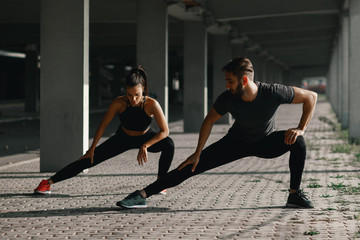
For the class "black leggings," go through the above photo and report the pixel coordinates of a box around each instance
[144,130,306,197]
[50,128,174,183]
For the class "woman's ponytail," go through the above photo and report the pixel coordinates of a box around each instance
[125,65,149,96]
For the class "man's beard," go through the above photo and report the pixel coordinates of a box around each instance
[232,84,245,98]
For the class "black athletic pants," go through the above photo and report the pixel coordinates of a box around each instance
[144,130,306,197]
[50,128,174,183]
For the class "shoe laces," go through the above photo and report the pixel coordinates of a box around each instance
[125,191,140,199]
[39,180,49,187]
[297,190,309,200]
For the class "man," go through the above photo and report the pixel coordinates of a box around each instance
[117,57,317,209]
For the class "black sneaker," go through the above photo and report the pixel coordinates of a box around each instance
[116,190,147,209]
[286,189,314,208]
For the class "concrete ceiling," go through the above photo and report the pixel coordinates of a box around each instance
[0,0,345,78]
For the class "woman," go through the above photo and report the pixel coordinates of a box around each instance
[34,66,174,196]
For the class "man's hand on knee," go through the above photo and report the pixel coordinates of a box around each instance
[284,128,304,145]
[177,153,200,172]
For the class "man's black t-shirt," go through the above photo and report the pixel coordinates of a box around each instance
[213,82,295,142]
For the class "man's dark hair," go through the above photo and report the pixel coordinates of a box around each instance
[221,57,254,81]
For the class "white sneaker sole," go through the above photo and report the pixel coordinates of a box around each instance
[119,204,147,209]
[286,203,313,208]
[34,190,51,195]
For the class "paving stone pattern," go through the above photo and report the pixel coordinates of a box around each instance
[1,100,360,239]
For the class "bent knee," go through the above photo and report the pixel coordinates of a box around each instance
[163,137,175,149]
[294,135,306,150]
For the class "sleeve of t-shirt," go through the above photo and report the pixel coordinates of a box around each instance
[213,91,230,116]
[272,84,295,104]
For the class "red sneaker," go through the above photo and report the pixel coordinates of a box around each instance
[34,180,51,195]
[159,189,167,195]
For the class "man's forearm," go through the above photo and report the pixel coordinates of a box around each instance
[194,119,214,157]
[297,93,317,131]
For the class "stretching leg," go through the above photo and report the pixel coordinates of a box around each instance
[144,135,250,197]
[50,134,131,184]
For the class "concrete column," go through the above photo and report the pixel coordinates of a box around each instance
[333,44,339,116]
[349,0,360,141]
[24,50,39,112]
[40,0,89,171]
[212,35,231,124]
[136,0,168,121]
[328,44,338,114]
[340,6,350,129]
[184,22,207,132]
[337,32,343,119]
[327,49,334,106]
[90,57,101,108]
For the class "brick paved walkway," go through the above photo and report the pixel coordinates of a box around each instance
[1,100,360,239]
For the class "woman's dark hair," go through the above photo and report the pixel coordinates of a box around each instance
[221,57,254,81]
[125,65,148,96]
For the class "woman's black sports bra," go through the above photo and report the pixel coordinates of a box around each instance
[118,97,153,131]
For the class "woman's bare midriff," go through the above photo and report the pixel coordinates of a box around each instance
[122,125,149,136]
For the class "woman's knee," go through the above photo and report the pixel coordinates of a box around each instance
[159,137,175,154]
[164,137,174,149]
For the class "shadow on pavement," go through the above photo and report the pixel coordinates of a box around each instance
[0,205,290,218]
[0,192,126,199]
[1,169,359,179]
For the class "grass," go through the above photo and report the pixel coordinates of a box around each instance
[328,182,347,190]
[318,116,338,131]
[330,174,344,179]
[355,226,360,238]
[303,229,320,236]
[328,182,360,195]
[331,143,353,154]
[355,153,360,162]
[306,177,320,181]
[342,185,360,195]
[307,183,322,188]
[330,162,341,165]
[307,144,320,151]
[319,194,333,198]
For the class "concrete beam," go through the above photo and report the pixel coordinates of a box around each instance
[208,0,339,21]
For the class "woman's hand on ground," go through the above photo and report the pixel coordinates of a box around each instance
[177,153,200,172]
[137,145,148,166]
